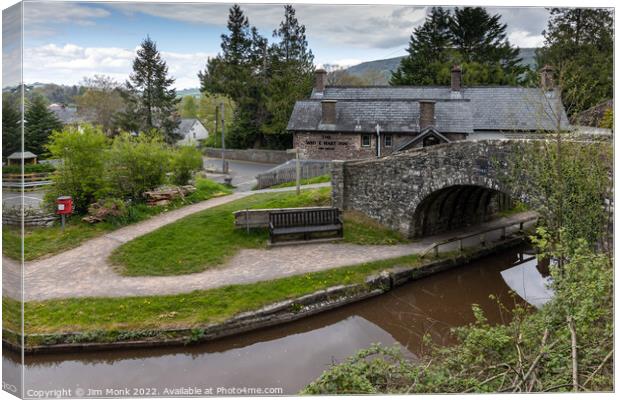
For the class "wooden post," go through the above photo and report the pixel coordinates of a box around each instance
[480,233,486,247]
[459,238,463,253]
[501,226,506,239]
[434,245,439,258]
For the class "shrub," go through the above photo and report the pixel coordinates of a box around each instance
[2,163,56,174]
[45,125,110,213]
[106,132,170,200]
[170,146,203,185]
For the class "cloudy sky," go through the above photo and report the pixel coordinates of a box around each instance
[3,1,553,89]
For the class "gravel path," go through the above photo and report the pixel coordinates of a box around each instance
[2,184,535,301]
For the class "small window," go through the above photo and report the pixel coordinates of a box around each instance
[193,131,196,139]
[361,134,371,147]
[384,134,393,147]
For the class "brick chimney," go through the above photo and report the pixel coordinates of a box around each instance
[540,65,554,91]
[315,69,327,93]
[321,100,337,124]
[451,65,462,92]
[419,100,435,130]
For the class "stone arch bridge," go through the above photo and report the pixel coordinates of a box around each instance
[331,140,531,238]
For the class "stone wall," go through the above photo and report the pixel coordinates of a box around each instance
[202,148,294,164]
[293,132,445,160]
[331,140,527,237]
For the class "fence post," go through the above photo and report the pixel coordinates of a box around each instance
[501,226,506,239]
[480,233,486,247]
[434,245,439,258]
[459,238,463,253]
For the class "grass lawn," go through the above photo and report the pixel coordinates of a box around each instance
[3,253,423,335]
[110,188,407,276]
[264,174,331,189]
[2,179,231,261]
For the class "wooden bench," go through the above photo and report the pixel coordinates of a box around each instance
[268,208,343,245]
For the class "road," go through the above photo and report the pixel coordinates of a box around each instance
[203,157,279,191]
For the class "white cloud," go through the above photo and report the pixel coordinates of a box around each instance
[508,30,545,48]
[112,3,428,49]
[23,43,214,89]
[23,2,111,37]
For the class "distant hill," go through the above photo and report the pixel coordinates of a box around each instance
[177,88,201,98]
[344,48,539,84]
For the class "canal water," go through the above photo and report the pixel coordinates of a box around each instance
[3,246,553,396]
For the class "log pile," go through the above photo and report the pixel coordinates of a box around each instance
[82,200,125,224]
[143,185,196,207]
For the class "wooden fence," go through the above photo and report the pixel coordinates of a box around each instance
[255,161,332,189]
[2,172,53,191]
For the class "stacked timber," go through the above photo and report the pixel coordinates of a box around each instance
[143,185,195,207]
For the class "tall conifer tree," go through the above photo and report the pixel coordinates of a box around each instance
[122,36,181,143]
[24,96,62,156]
[2,99,22,158]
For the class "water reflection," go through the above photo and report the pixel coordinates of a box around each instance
[4,245,550,395]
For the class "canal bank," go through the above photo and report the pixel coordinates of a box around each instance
[3,235,528,354]
[4,243,550,395]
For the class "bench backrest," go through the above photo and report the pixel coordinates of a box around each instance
[269,208,341,228]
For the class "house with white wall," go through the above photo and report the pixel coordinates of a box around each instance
[176,118,209,145]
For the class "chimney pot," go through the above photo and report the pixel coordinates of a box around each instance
[315,69,327,93]
[321,100,337,124]
[419,100,436,131]
[540,65,554,91]
[451,65,462,92]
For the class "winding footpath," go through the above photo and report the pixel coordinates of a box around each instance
[2,183,536,301]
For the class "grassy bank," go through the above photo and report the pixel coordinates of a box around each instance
[2,179,231,261]
[265,174,331,189]
[3,253,423,336]
[110,188,407,276]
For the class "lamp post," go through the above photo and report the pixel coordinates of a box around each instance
[286,148,301,195]
[220,102,227,174]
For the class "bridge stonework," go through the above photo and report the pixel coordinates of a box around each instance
[331,140,527,238]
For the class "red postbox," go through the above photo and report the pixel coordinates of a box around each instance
[56,196,73,215]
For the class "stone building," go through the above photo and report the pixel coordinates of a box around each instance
[287,65,570,160]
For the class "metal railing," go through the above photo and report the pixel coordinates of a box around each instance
[421,215,538,258]
[255,160,331,189]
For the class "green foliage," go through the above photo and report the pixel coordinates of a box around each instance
[179,96,198,118]
[199,4,314,149]
[106,132,170,199]
[119,36,181,143]
[75,75,125,133]
[507,140,612,248]
[391,7,526,86]
[536,8,613,116]
[45,125,110,213]
[2,99,21,158]
[2,163,56,174]
[261,5,315,149]
[170,146,203,185]
[24,95,63,157]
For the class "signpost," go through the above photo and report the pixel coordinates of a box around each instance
[286,148,301,195]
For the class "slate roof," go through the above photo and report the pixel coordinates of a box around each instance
[176,118,198,135]
[48,104,83,124]
[289,99,474,134]
[287,86,570,133]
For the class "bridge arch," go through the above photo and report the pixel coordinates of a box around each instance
[331,140,526,238]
